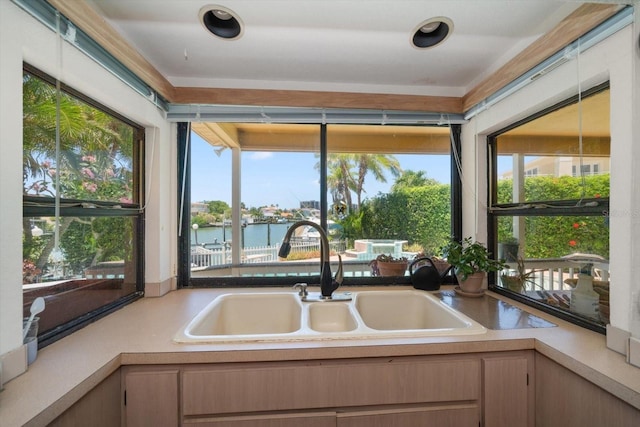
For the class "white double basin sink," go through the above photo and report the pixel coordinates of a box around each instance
[175,289,486,343]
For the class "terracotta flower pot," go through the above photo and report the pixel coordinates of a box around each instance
[456,271,486,293]
[500,275,525,293]
[377,261,408,277]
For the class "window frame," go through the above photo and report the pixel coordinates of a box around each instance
[22,64,146,346]
[177,122,463,288]
[487,82,610,334]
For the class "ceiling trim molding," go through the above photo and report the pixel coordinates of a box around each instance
[172,87,463,113]
[462,3,622,111]
[46,0,176,102]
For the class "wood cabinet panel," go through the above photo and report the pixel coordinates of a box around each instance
[183,412,336,427]
[49,370,121,427]
[123,368,179,427]
[182,357,480,416]
[535,353,640,427]
[337,405,479,427]
[483,355,531,427]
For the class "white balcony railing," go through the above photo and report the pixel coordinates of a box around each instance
[192,244,609,290]
[502,258,609,292]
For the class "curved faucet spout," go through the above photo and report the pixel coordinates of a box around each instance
[279,220,343,298]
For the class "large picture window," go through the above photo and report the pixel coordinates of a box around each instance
[22,65,144,345]
[488,84,610,332]
[183,122,456,287]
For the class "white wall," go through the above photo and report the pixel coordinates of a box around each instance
[0,0,176,373]
[0,0,26,370]
[461,25,640,337]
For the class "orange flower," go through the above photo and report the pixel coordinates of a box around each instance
[569,240,577,247]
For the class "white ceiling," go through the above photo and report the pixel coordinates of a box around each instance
[85,1,616,98]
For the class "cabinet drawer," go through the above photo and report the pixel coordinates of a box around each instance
[183,412,336,427]
[182,357,479,416]
[337,405,479,427]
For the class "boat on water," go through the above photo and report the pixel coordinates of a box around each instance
[292,217,343,240]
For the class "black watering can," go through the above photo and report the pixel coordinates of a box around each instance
[409,257,452,291]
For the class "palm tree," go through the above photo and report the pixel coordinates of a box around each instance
[354,154,402,209]
[23,74,131,200]
[326,154,356,209]
[321,153,402,212]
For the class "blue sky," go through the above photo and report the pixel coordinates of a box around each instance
[190,132,453,209]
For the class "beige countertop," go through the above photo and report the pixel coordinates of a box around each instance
[1,286,640,426]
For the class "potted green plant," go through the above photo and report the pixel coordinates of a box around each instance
[500,257,538,293]
[414,252,452,277]
[370,254,408,277]
[440,237,506,293]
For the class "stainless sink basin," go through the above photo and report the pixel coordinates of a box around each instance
[175,289,485,343]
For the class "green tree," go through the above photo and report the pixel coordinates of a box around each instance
[206,200,230,215]
[391,170,439,191]
[192,214,215,226]
[326,154,356,210]
[496,174,609,259]
[248,206,262,220]
[322,153,402,212]
[360,184,450,255]
[23,72,135,278]
[354,154,401,208]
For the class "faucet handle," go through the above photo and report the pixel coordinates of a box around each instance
[293,283,308,297]
[333,254,344,287]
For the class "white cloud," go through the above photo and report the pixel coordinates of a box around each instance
[250,152,273,160]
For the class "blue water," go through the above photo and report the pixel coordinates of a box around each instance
[191,223,290,248]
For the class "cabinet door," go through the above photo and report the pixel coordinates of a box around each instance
[536,353,640,427]
[123,368,179,427]
[337,405,478,427]
[483,355,532,427]
[49,369,121,427]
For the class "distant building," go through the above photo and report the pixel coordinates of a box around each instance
[500,156,610,180]
[300,200,320,209]
[191,202,208,217]
[260,206,279,218]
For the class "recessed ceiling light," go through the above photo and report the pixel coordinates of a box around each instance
[199,5,243,40]
[412,17,453,49]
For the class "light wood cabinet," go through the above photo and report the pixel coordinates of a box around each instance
[336,405,479,427]
[182,356,479,416]
[49,369,121,427]
[535,353,640,427]
[52,347,640,427]
[119,351,540,426]
[180,355,481,426]
[483,353,534,427]
[182,412,336,427]
[122,367,179,427]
